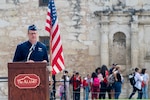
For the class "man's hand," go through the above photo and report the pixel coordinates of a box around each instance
[42,60,47,62]
[27,60,34,62]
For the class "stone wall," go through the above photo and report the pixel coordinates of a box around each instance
[0,0,150,99]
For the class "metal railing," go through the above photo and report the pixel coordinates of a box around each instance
[0,77,141,100]
[0,77,8,82]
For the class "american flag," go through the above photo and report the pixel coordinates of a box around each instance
[45,0,65,75]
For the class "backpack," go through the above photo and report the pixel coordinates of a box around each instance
[93,77,100,87]
[129,74,136,86]
[108,74,115,84]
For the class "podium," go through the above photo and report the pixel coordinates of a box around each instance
[8,62,50,100]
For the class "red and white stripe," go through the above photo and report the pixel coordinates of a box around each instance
[45,0,65,75]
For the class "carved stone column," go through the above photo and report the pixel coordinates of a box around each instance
[100,16,109,66]
[131,15,139,68]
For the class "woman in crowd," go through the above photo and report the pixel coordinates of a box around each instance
[141,68,149,99]
[91,72,100,100]
[113,65,123,99]
[83,74,91,100]
[73,72,82,100]
[95,67,103,99]
[107,64,117,99]
[99,65,109,99]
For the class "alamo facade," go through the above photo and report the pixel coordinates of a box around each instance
[0,0,150,99]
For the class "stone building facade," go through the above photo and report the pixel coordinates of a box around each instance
[0,0,150,99]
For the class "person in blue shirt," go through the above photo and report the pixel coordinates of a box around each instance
[13,24,49,63]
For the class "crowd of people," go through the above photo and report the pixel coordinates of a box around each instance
[56,64,149,100]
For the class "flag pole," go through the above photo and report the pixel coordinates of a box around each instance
[46,0,64,97]
[49,36,56,99]
[45,0,55,98]
[49,35,53,91]
[49,35,53,99]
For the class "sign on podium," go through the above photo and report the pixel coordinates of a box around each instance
[8,62,50,100]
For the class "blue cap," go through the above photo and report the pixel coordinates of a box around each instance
[28,24,37,31]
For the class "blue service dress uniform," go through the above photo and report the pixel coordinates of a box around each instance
[13,41,49,62]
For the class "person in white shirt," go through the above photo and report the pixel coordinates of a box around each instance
[128,68,143,99]
[64,70,70,100]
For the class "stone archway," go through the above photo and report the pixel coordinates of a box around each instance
[112,32,126,65]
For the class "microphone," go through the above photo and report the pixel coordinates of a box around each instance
[27,44,36,61]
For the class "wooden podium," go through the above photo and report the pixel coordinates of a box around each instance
[8,62,50,100]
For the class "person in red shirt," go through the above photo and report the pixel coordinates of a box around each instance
[69,71,76,99]
[83,74,91,100]
[73,72,82,100]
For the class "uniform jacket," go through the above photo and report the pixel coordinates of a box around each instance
[13,41,49,62]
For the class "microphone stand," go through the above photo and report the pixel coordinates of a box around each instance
[27,43,37,61]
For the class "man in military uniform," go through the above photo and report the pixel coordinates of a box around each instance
[13,24,49,62]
